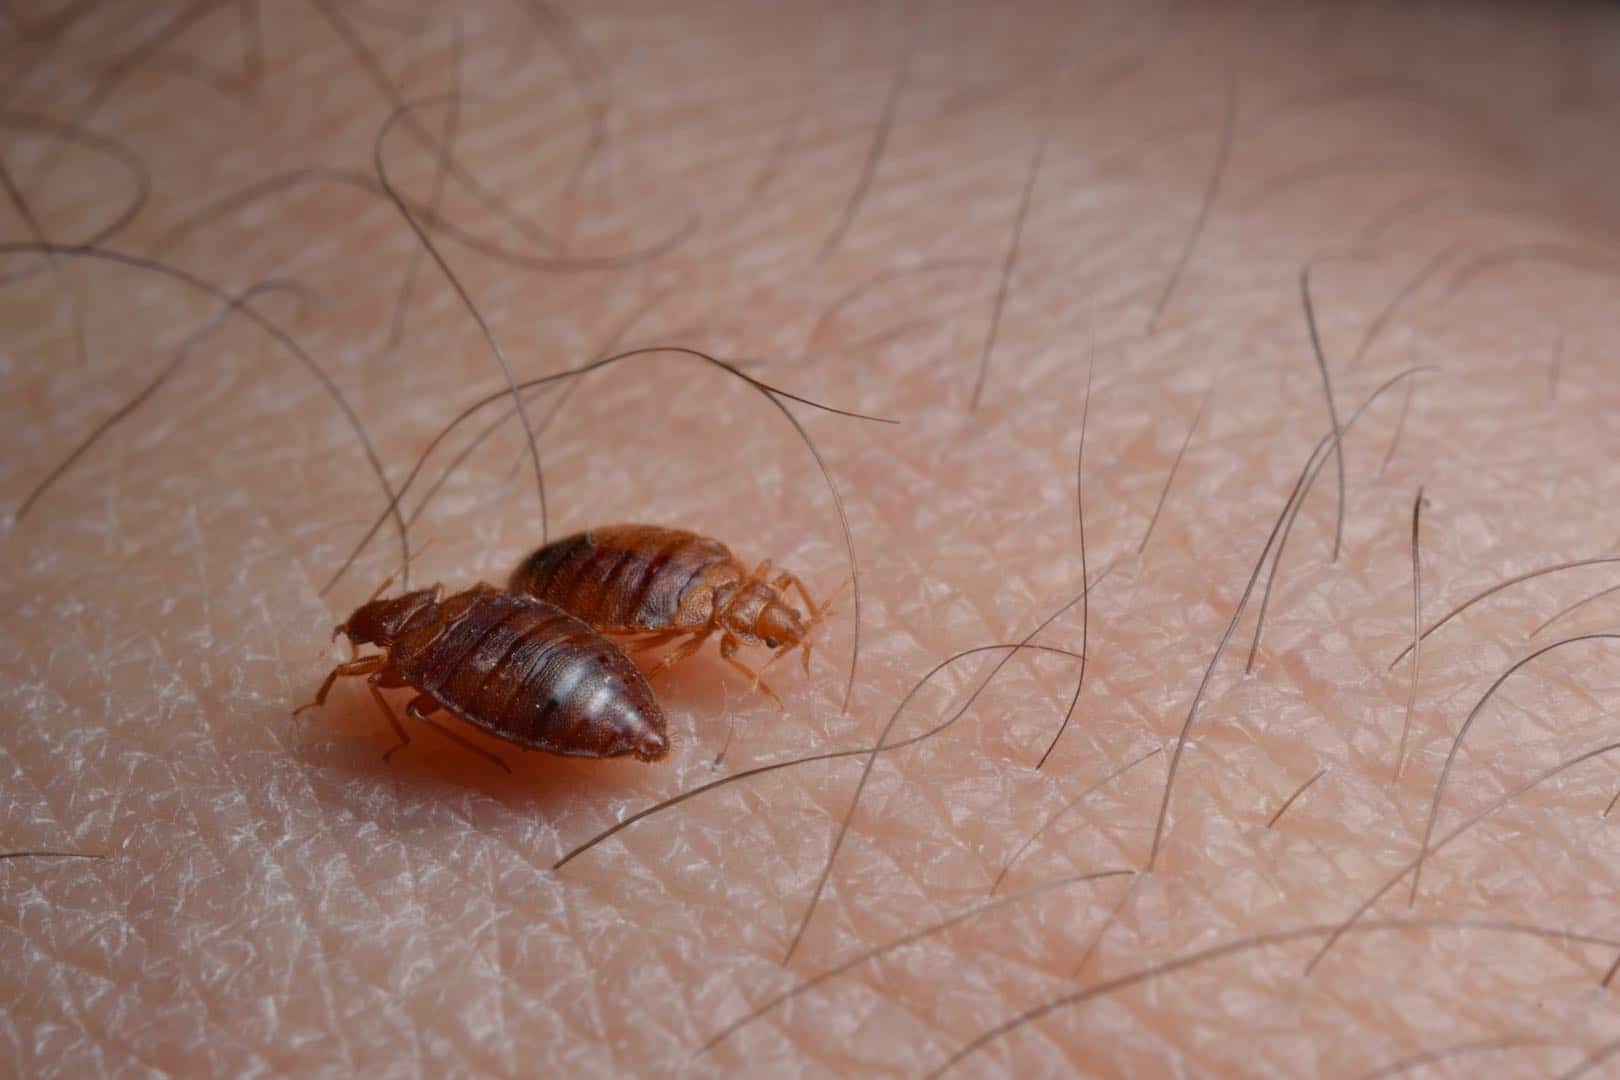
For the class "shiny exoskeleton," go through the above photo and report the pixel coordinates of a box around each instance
[294,584,669,768]
[508,524,829,704]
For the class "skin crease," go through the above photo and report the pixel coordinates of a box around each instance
[9,0,1620,1075]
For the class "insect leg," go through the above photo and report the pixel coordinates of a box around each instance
[771,570,819,620]
[623,630,685,655]
[778,571,846,674]
[644,630,713,680]
[292,655,385,715]
[406,695,512,774]
[719,634,784,708]
[367,670,412,762]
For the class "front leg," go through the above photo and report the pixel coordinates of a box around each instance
[770,570,820,621]
[292,655,385,716]
[719,634,784,708]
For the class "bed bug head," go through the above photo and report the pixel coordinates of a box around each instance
[337,588,440,649]
[333,543,441,648]
[753,576,848,678]
[754,595,808,654]
[713,576,800,651]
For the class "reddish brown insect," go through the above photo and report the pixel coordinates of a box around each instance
[507,523,833,704]
[294,582,669,768]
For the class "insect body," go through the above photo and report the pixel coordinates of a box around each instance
[295,584,669,767]
[507,524,829,703]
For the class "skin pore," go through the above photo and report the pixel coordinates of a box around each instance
[8,1,1620,1075]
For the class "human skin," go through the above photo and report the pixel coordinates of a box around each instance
[7,0,1620,1075]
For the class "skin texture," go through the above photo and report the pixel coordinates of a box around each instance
[6,1,1620,1075]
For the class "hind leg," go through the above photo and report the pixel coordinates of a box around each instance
[644,629,712,680]
[623,630,685,656]
[406,695,512,774]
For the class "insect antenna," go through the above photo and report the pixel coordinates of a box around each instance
[789,576,852,675]
[332,541,436,646]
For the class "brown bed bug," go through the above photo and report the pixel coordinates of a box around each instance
[293,581,669,769]
[507,523,834,705]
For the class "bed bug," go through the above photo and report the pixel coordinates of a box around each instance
[293,581,669,769]
[507,524,833,705]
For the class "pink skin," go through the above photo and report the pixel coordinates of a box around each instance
[6,3,1620,1076]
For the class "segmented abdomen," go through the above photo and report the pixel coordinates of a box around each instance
[400,590,666,759]
[507,524,737,631]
